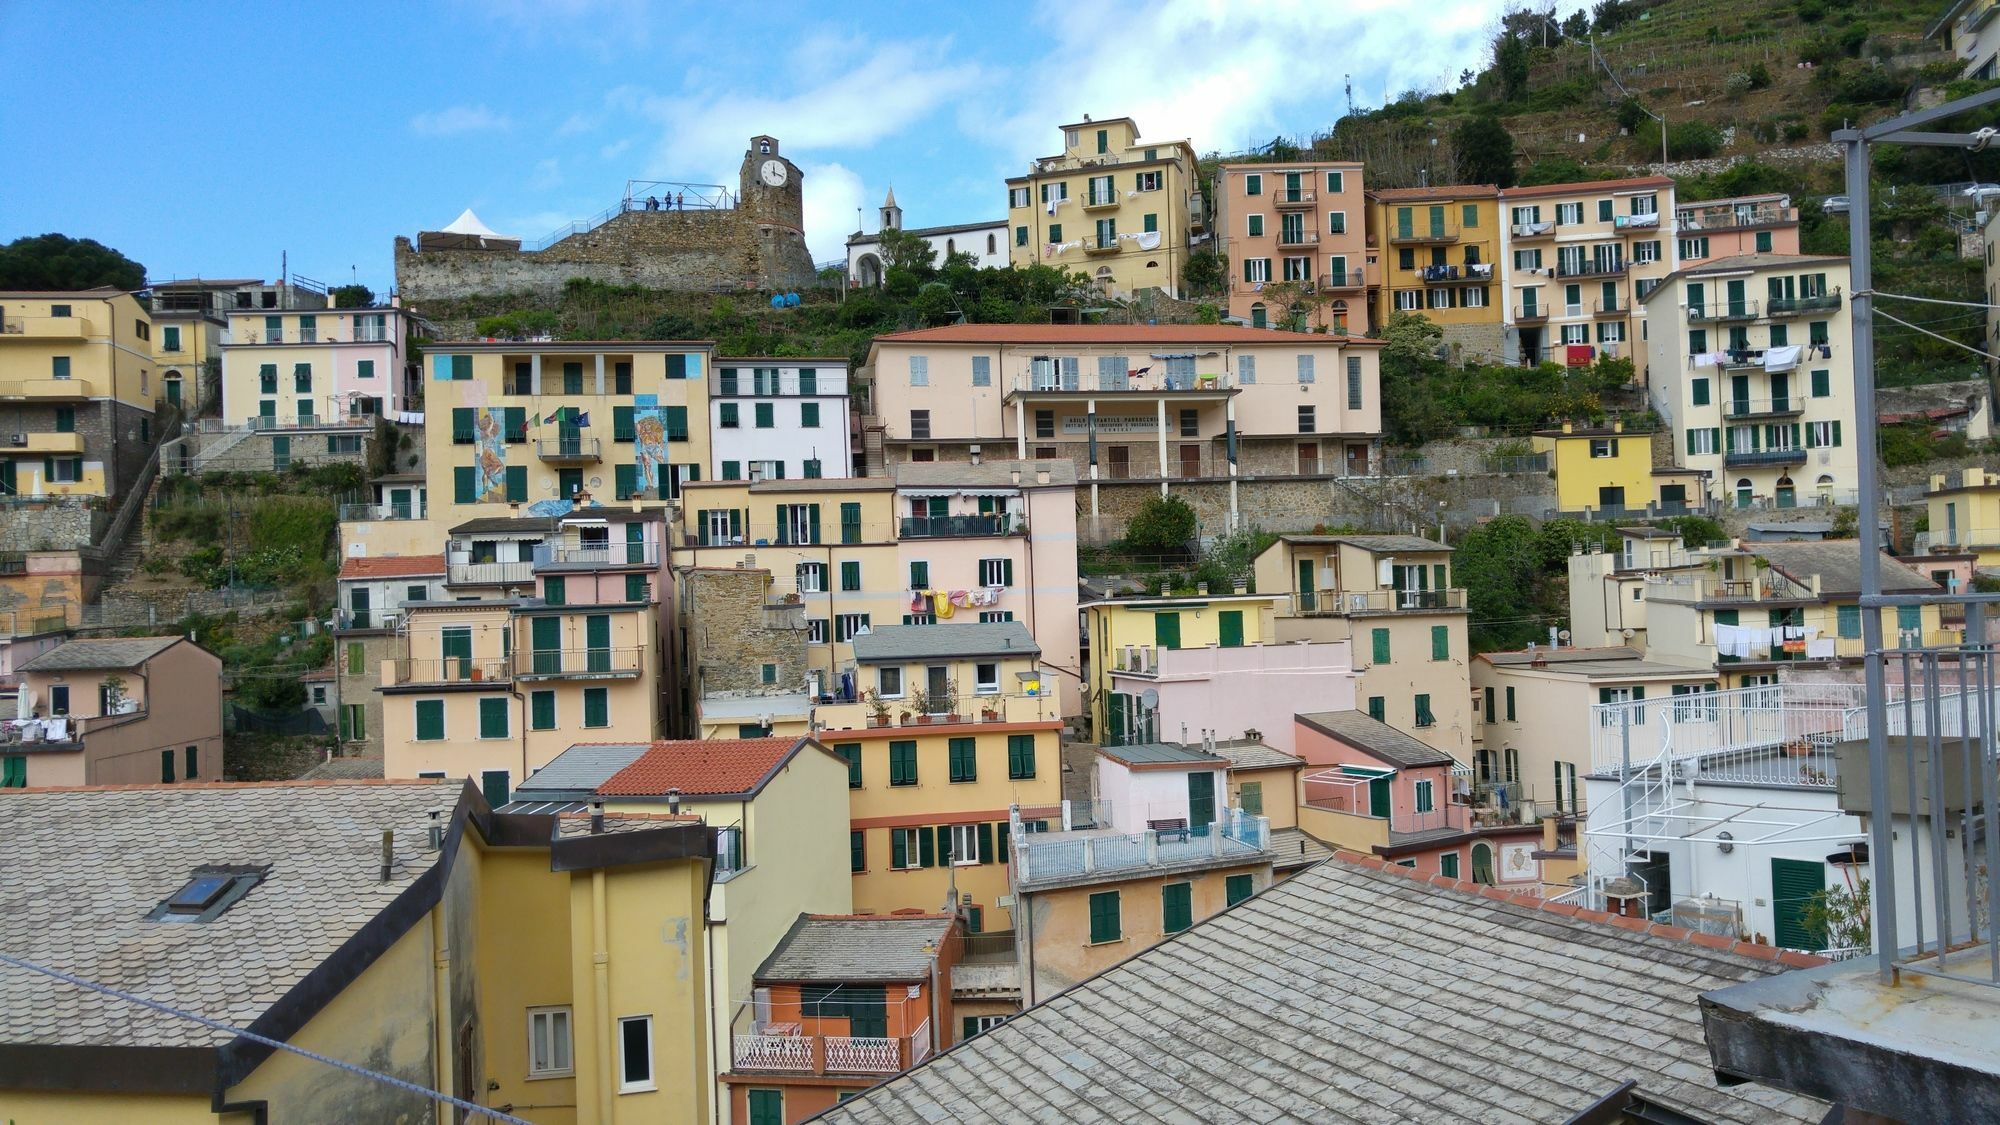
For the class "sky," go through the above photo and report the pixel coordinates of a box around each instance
[0,0,1515,295]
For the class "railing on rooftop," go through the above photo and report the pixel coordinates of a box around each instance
[1674,206,1794,232]
[1286,587,1465,617]
[447,560,536,586]
[386,656,511,686]
[732,1020,931,1077]
[897,513,1020,539]
[815,691,1057,732]
[1011,808,1270,888]
[339,500,427,522]
[1687,301,1760,322]
[534,541,662,568]
[1008,371,1232,394]
[515,646,646,680]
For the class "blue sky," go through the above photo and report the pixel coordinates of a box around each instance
[1,0,1513,295]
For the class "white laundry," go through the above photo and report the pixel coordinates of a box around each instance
[1130,230,1162,251]
[1763,344,1802,372]
[1806,637,1837,659]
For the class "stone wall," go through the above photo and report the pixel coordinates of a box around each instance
[0,503,99,552]
[683,568,810,700]
[335,631,399,758]
[1079,469,1557,542]
[395,208,818,305]
[1438,322,1506,366]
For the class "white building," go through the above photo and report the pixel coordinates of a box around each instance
[846,189,1007,286]
[708,358,854,482]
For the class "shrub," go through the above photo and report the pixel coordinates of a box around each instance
[1123,494,1198,556]
[1667,120,1724,159]
[1725,72,1754,97]
[1748,61,1774,90]
[1783,122,1810,142]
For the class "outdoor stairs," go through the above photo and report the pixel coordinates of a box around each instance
[861,421,886,477]
[102,472,166,586]
[190,425,258,472]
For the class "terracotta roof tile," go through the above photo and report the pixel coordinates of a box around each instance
[1499,175,1675,199]
[871,324,1383,346]
[595,737,808,797]
[339,555,447,580]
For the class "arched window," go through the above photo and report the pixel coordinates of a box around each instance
[1250,303,1268,329]
[946,238,956,255]
[987,233,997,255]
[1735,478,1754,509]
[1470,841,1496,885]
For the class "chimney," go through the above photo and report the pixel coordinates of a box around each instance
[970,444,982,465]
[1010,469,1022,485]
[379,829,394,882]
[1611,418,1624,434]
[1036,469,1050,484]
[668,788,683,815]
[427,809,444,850]
[590,798,605,835]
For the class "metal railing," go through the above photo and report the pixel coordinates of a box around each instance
[535,541,662,567]
[516,646,646,679]
[1514,304,1550,322]
[1674,206,1794,232]
[1419,263,1493,283]
[1511,220,1557,238]
[1722,397,1804,419]
[1286,587,1466,616]
[815,691,1058,732]
[897,514,1019,538]
[732,1021,930,1076]
[334,607,407,632]
[1321,267,1365,289]
[447,560,535,586]
[1388,804,1472,838]
[1009,372,1231,394]
[1082,235,1120,254]
[1766,294,1842,316]
[1587,681,1868,780]
[339,501,426,521]
[387,657,511,686]
[1388,221,1459,243]
[715,373,848,397]
[1274,188,1317,208]
[1723,447,1808,467]
[1011,808,1271,888]
[1592,298,1625,315]
[535,436,602,461]
[1556,259,1627,278]
[1276,229,1320,248]
[959,930,1016,964]
[1687,301,1760,321]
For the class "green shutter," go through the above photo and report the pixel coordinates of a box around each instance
[977,822,994,863]
[1162,883,1193,933]
[850,831,866,873]
[835,742,862,787]
[909,560,930,589]
[948,736,977,782]
[998,821,1011,862]
[1007,734,1036,779]
[478,697,509,739]
[665,405,688,440]
[584,687,608,728]
[615,463,636,499]
[1367,696,1385,722]
[415,700,444,741]
[531,690,555,730]
[453,467,476,504]
[841,561,861,591]
[1431,625,1448,661]
[918,825,936,867]
[613,406,635,441]
[505,466,526,502]
[1505,686,1516,721]
[1831,420,1842,447]
[1226,873,1253,906]
[1088,891,1121,943]
[1371,628,1390,664]
[891,828,907,869]
[1154,612,1181,650]
[452,408,474,443]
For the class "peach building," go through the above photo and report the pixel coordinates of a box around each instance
[1498,175,1675,375]
[1214,161,1369,332]
[8,636,223,787]
[1673,193,1802,262]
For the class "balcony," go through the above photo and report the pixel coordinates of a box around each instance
[1510,220,1556,240]
[897,513,1020,538]
[1276,229,1319,249]
[1011,813,1271,891]
[1007,371,1232,396]
[1766,294,1842,317]
[1418,263,1493,284]
[732,1024,932,1077]
[4,378,96,400]
[1592,298,1626,318]
[335,607,407,633]
[12,433,84,455]
[535,541,662,569]
[1687,301,1760,322]
[1082,235,1120,255]
[515,645,646,681]
[1723,397,1804,420]
[1321,267,1365,290]
[535,436,601,463]
[815,691,1059,733]
[1286,587,1466,616]
[1274,188,1317,210]
[0,316,94,339]
[246,415,367,432]
[352,324,391,343]
[1674,206,1796,233]
[1389,221,1458,245]
[1555,259,1627,279]
[339,500,427,521]
[1514,305,1549,324]
[1303,780,1474,844]
[1723,447,1808,467]
[386,657,511,687]
[1611,213,1662,231]
[447,560,536,586]
[1082,188,1121,211]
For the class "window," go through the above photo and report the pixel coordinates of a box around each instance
[1007,733,1036,779]
[1691,377,1710,406]
[415,700,445,741]
[979,611,1014,623]
[529,1007,574,1077]
[1243,257,1270,284]
[970,355,991,387]
[834,742,862,788]
[1088,891,1121,944]
[1805,420,1842,448]
[1395,289,1421,311]
[878,667,905,697]
[478,697,510,739]
[979,557,1013,587]
[531,690,556,730]
[840,561,862,591]
[1505,686,1516,721]
[618,1016,654,1092]
[948,823,981,865]
[1137,170,1162,191]
[583,688,609,728]
[1414,694,1435,728]
[341,704,365,742]
[889,740,918,785]
[908,560,929,589]
[1247,214,1265,237]
[754,402,774,429]
[1245,173,1262,196]
[807,619,829,645]
[1687,427,1720,456]
[1371,628,1390,664]
[1811,369,1830,397]
[1014,225,1028,246]
[1440,853,1460,879]
[1283,256,1311,282]
[51,356,71,380]
[908,355,929,386]
[1162,882,1193,933]
[1597,198,1614,222]
[160,748,176,783]
[1295,403,1319,435]
[1556,202,1583,225]
[1367,696,1385,722]
[948,737,977,782]
[975,662,999,694]
[797,562,827,593]
[910,410,930,439]
[1590,438,1618,458]
[625,573,648,603]
[1415,779,1435,812]
[1837,603,1862,639]
[1225,873,1254,906]
[1346,357,1363,410]
[1238,354,1256,385]
[1634,240,1660,263]
[1010,186,1030,209]
[1,754,24,788]
[1679,236,1709,260]
[1431,625,1449,661]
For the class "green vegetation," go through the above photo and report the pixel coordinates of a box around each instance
[1121,494,1198,557]
[1379,311,1637,445]
[149,464,356,599]
[330,283,377,308]
[1453,515,1621,652]
[0,233,145,291]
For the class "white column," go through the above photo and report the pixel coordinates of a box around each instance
[1226,395,1240,530]
[1155,397,1169,496]
[1014,397,1027,459]
[530,354,543,396]
[594,353,606,395]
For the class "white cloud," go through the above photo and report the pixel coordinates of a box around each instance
[410,105,513,137]
[800,162,868,264]
[600,138,633,161]
[556,112,598,137]
[528,158,563,191]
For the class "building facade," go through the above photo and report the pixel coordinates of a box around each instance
[1367,186,1503,361]
[1004,116,1203,299]
[220,305,410,428]
[9,636,222,787]
[848,189,1007,285]
[1213,161,1368,332]
[1643,254,1857,510]
[710,358,854,481]
[1498,175,1675,374]
[1918,466,2000,565]
[1533,419,1705,518]
[1674,193,1802,261]
[0,288,158,501]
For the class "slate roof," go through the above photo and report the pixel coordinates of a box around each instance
[297,756,385,780]
[1747,542,1938,597]
[755,913,954,984]
[517,742,653,797]
[1296,710,1457,769]
[1369,184,1499,200]
[1095,742,1226,769]
[814,855,1827,1124]
[20,636,183,672]
[595,737,814,798]
[447,515,556,535]
[1205,740,1304,772]
[1482,646,1645,665]
[1276,532,1451,553]
[849,621,1040,663]
[0,780,462,1049]
[1266,826,1333,869]
[1500,174,1675,199]
[893,460,1079,488]
[873,324,1382,346]
[338,554,445,580]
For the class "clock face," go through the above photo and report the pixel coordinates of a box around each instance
[760,159,787,187]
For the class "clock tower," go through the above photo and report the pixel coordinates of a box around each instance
[738,135,804,230]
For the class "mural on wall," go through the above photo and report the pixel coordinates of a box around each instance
[1501,842,1539,882]
[633,394,669,497]
[474,408,507,502]
[0,572,81,632]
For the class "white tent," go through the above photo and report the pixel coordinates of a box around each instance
[439,209,513,241]
[418,209,520,251]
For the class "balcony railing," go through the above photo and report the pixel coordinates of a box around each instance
[1592,298,1625,317]
[732,1023,932,1076]
[335,607,407,632]
[1321,267,1365,290]
[516,645,647,680]
[1723,447,1808,467]
[1674,206,1794,232]
[1083,189,1120,210]
[1419,263,1493,284]
[447,560,536,586]
[387,657,511,686]
[535,436,602,462]
[1766,294,1842,316]
[1276,229,1319,248]
[1012,809,1271,889]
[815,691,1059,732]
[534,541,662,568]
[1389,222,1458,244]
[1510,220,1557,239]
[1514,304,1549,323]
[1009,372,1231,394]
[1722,397,1804,419]
[1913,529,1992,553]
[1274,189,1316,209]
[1687,301,1760,322]
[339,501,427,521]
[352,324,391,343]
[1082,235,1120,255]
[0,316,94,339]
[897,513,1019,538]
[1286,587,1466,616]
[1556,259,1627,278]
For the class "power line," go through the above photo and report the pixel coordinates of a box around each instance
[0,951,533,1124]
[1864,288,2000,311]
[1872,308,2000,364]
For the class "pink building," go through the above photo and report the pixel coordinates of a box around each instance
[1293,709,1542,888]
[1672,194,1802,262]
[1105,639,1354,755]
[1214,162,1370,333]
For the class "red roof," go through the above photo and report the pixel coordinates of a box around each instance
[596,737,808,797]
[1369,184,1499,201]
[339,554,447,580]
[874,324,1383,346]
[1499,175,1675,199]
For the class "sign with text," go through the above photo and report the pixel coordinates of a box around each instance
[1061,415,1159,435]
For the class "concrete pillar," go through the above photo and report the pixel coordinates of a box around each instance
[1155,397,1168,496]
[594,353,606,395]
[530,354,543,396]
[1226,396,1240,530]
[1014,397,1026,459]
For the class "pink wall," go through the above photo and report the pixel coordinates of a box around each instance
[1294,718,1448,822]
[1110,641,1353,754]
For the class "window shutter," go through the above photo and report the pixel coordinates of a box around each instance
[891,829,907,869]
[998,821,1011,861]
[978,822,994,863]
[1831,421,1842,446]
[452,407,474,442]
[918,826,936,867]
[1791,422,1801,448]
[1003,558,1014,586]
[454,467,476,504]
[506,466,526,502]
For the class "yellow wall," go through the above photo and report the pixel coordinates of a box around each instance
[475,849,581,1124]
[1534,429,1658,512]
[1082,595,1279,733]
[1020,862,1268,1000]
[1004,118,1200,298]
[1228,764,1299,830]
[1370,194,1504,330]
[0,292,157,410]
[1927,470,2000,566]
[0,1092,218,1123]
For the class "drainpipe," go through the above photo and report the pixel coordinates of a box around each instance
[430,908,453,1114]
[592,869,613,1125]
[928,938,943,1053]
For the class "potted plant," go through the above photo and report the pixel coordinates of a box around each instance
[863,690,890,728]
[909,687,933,724]
[941,678,961,722]
[981,700,1002,722]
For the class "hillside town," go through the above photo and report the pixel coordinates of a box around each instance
[4,1,2000,1122]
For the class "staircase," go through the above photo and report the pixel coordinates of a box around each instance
[188,425,258,473]
[1583,710,1679,914]
[860,419,886,477]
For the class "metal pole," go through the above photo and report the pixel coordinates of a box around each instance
[1619,707,1634,896]
[1841,128,1899,982]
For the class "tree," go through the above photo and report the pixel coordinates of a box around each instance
[1456,114,1518,188]
[1452,516,1549,651]
[0,233,145,291]
[877,227,938,278]
[330,283,376,308]
[1561,10,1589,37]
[1123,494,1198,557]
[1493,32,1531,103]
[1800,880,1871,953]
[1181,248,1223,296]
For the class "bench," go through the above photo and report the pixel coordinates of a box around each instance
[1148,817,1190,843]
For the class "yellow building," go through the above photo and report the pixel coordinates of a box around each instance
[146,281,230,414]
[510,736,855,1125]
[219,305,412,427]
[814,621,1065,930]
[1498,175,1676,375]
[1005,115,1203,299]
[1254,534,1474,759]
[0,779,715,1124]
[1920,467,2000,565]
[1081,589,1282,741]
[0,287,158,500]
[419,341,715,537]
[1533,419,1705,517]
[1367,186,1503,361]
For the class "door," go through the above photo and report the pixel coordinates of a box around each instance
[349,586,371,630]
[1368,775,1391,819]
[1346,444,1369,476]
[1154,612,1181,650]
[748,1090,784,1125]
[441,627,471,681]
[390,487,412,519]
[1107,446,1129,479]
[165,377,181,408]
[1178,443,1201,478]
[1427,205,1445,238]
[1104,692,1128,747]
[1297,559,1317,612]
[1729,374,1751,415]
[532,616,561,674]
[1470,842,1495,885]
[1217,610,1244,648]
[1772,858,1826,950]
[585,615,610,673]
[1775,476,1796,509]
[844,987,888,1038]
[1725,278,1747,317]
[1187,770,1216,828]
[271,434,290,471]
[1770,372,1790,413]
[1251,304,1267,329]
[626,521,646,563]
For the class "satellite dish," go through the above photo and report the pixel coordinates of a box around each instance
[1139,688,1159,709]
[540,478,556,489]
[1622,628,1636,639]
[1558,629,1572,643]
[589,476,602,488]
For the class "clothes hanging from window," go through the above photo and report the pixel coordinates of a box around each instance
[1763,344,1802,372]
[933,591,954,618]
